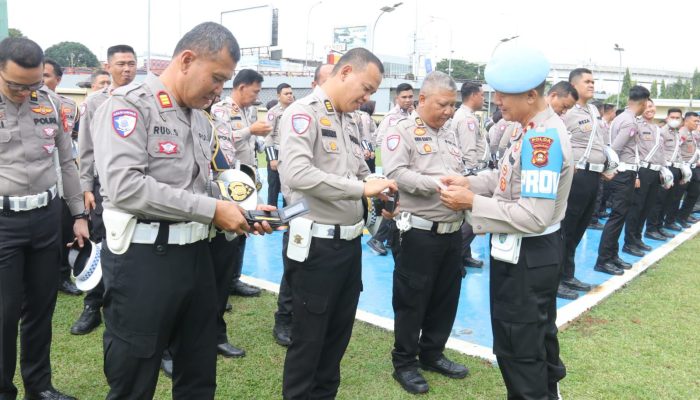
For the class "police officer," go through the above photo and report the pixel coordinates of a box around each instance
[665,112,699,231]
[0,37,88,400]
[42,58,83,296]
[357,100,377,173]
[546,81,578,116]
[367,83,414,256]
[383,71,468,395]
[595,85,651,275]
[624,99,664,251]
[265,83,293,207]
[646,108,684,240]
[677,113,700,226]
[89,69,111,92]
[71,45,137,335]
[488,109,519,160]
[440,46,571,399]
[92,23,269,398]
[212,69,271,298]
[279,48,395,399]
[273,64,334,347]
[558,68,607,300]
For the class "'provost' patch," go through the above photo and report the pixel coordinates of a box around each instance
[323,100,335,114]
[414,127,426,136]
[112,109,138,138]
[32,106,53,115]
[157,91,172,108]
[292,114,311,134]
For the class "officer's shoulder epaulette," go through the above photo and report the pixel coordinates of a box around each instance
[295,94,317,107]
[395,116,412,130]
[57,94,76,105]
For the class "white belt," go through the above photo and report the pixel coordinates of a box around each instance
[311,221,364,240]
[523,222,561,237]
[618,162,638,172]
[668,162,684,168]
[410,215,463,234]
[639,162,662,171]
[575,162,605,173]
[132,221,210,245]
[0,185,57,212]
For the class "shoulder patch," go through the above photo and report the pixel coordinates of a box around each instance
[520,128,563,200]
[112,109,138,138]
[386,134,401,151]
[292,114,312,135]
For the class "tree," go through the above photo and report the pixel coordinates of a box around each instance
[666,78,691,99]
[691,69,700,99]
[8,28,24,38]
[436,59,484,81]
[44,41,100,68]
[660,80,667,98]
[650,80,658,98]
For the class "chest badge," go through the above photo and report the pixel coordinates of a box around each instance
[320,116,332,127]
[158,141,178,155]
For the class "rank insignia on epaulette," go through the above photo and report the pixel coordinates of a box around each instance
[157,91,172,108]
[415,117,425,126]
[30,91,38,103]
[324,99,335,114]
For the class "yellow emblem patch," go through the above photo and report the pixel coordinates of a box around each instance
[414,127,426,136]
[228,182,255,202]
[320,117,332,127]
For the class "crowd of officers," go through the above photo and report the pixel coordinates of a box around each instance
[0,21,698,400]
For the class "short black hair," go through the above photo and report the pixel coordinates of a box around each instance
[396,82,413,94]
[667,107,683,117]
[0,37,44,69]
[615,109,624,116]
[232,69,263,89]
[266,99,278,110]
[90,69,109,84]
[569,68,592,84]
[492,109,502,124]
[276,83,291,94]
[360,100,376,115]
[548,81,578,101]
[460,81,482,101]
[628,85,650,102]
[684,111,698,120]
[173,22,240,63]
[44,58,63,78]
[331,47,384,76]
[603,103,616,113]
[107,45,136,60]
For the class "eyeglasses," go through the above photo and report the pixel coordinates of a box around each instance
[0,71,44,92]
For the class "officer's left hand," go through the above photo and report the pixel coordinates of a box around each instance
[364,149,371,159]
[71,218,90,248]
[440,185,474,211]
[251,204,276,235]
[635,178,641,189]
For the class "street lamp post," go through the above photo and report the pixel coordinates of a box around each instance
[372,2,403,53]
[614,43,625,109]
[304,1,323,70]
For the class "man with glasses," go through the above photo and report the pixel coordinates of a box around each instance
[0,37,88,400]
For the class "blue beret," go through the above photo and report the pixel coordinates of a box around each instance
[485,46,550,94]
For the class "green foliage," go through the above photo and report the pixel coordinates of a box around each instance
[660,80,667,98]
[650,80,658,98]
[44,41,100,68]
[436,59,484,81]
[8,28,24,38]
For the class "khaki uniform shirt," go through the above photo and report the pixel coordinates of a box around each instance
[660,126,682,164]
[78,86,111,192]
[357,110,376,147]
[636,119,665,165]
[0,88,83,215]
[278,86,370,225]
[211,97,259,166]
[92,75,216,223]
[563,103,606,165]
[452,105,489,168]
[382,111,465,223]
[489,119,520,159]
[679,127,698,162]
[264,102,285,149]
[375,104,410,146]
[467,106,573,234]
[610,109,640,164]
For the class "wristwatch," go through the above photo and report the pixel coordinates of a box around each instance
[73,211,89,220]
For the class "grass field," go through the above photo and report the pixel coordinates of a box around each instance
[15,234,699,399]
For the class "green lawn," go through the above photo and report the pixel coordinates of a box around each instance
[18,235,700,399]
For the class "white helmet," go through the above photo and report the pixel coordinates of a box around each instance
[214,168,258,210]
[660,167,674,190]
[603,146,620,174]
[680,164,692,184]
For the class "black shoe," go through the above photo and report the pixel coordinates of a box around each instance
[229,280,261,297]
[622,244,645,257]
[24,387,77,400]
[463,257,483,268]
[664,222,682,232]
[594,262,624,275]
[658,228,675,238]
[70,305,102,335]
[161,357,173,379]
[273,322,292,347]
[612,256,632,270]
[217,342,246,358]
[58,279,82,296]
[225,303,232,312]
[598,210,611,218]
[419,356,469,379]
[562,277,592,292]
[676,219,690,229]
[588,221,604,230]
[367,238,388,256]
[557,284,579,300]
[634,240,652,251]
[644,231,666,241]
[392,369,429,394]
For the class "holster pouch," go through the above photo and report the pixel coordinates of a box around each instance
[490,232,522,264]
[103,208,137,254]
[287,217,313,262]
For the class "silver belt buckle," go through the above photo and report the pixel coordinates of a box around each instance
[395,211,412,232]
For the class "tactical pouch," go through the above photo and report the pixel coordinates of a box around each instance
[490,232,522,264]
[103,208,137,254]
[287,217,313,262]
